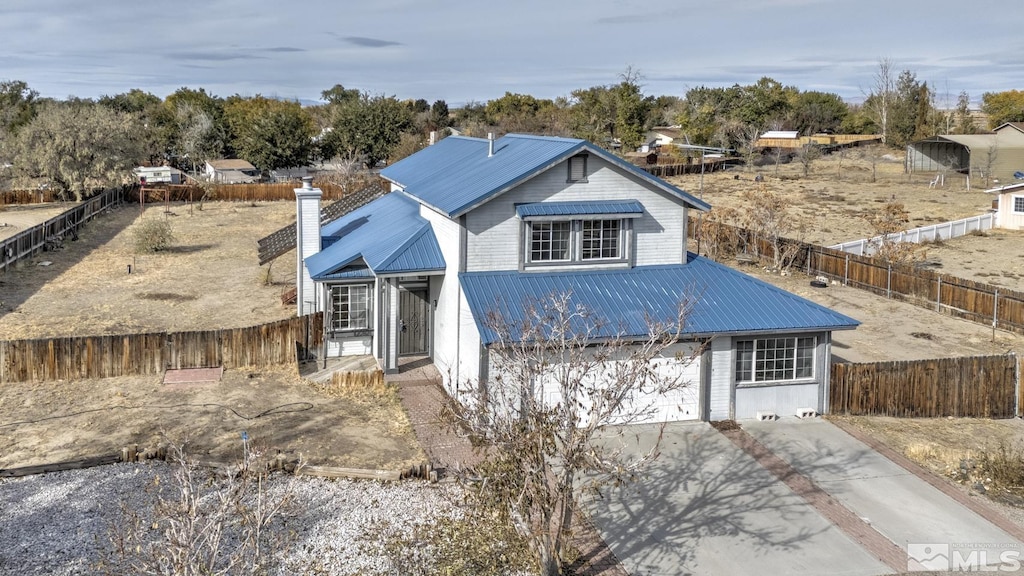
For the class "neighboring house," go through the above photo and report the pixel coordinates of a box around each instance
[134,166,183,185]
[293,134,859,422]
[987,181,1024,229]
[205,159,260,184]
[907,123,1024,185]
[647,126,685,147]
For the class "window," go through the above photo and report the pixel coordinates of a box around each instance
[1013,196,1024,214]
[581,219,620,260]
[530,221,572,261]
[735,336,815,383]
[567,155,588,183]
[525,218,628,265]
[331,284,370,331]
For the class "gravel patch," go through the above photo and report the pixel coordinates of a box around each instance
[0,462,461,576]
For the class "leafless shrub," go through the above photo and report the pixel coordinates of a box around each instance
[100,439,296,576]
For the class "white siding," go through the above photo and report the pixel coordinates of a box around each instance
[419,205,464,391]
[327,336,372,357]
[707,337,733,421]
[735,383,820,420]
[456,291,482,396]
[463,155,689,272]
[295,189,322,316]
[998,193,1024,230]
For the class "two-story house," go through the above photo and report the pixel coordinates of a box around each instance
[294,134,859,422]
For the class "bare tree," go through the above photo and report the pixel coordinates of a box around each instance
[979,143,998,188]
[741,184,800,271]
[866,201,921,264]
[445,292,698,576]
[794,142,821,177]
[696,206,742,262]
[864,57,896,145]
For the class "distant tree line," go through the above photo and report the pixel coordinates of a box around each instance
[0,63,1011,200]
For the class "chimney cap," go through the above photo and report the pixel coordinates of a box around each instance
[301,176,314,189]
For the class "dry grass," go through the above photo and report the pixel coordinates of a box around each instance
[0,201,298,339]
[671,148,992,246]
[308,370,417,439]
[0,364,425,471]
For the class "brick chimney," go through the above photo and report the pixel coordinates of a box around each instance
[294,177,322,316]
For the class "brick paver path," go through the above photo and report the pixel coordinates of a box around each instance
[388,361,628,576]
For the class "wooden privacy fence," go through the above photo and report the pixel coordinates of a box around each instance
[690,219,1024,335]
[125,181,367,203]
[829,355,1019,418]
[0,186,127,273]
[0,313,323,383]
[0,189,68,205]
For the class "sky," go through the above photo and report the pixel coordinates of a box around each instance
[3,0,1022,108]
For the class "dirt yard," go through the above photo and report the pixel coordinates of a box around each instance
[0,202,80,241]
[739,266,1024,362]
[914,228,1024,292]
[669,147,992,246]
[0,365,424,471]
[0,201,298,339]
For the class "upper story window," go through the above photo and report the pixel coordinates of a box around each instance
[517,200,642,268]
[530,221,572,262]
[581,219,620,260]
[567,154,588,183]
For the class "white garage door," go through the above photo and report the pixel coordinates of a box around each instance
[536,343,702,425]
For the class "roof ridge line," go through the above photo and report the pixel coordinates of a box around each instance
[375,221,431,270]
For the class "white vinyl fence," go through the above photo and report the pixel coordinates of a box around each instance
[830,213,995,256]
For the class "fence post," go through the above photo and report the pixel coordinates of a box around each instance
[844,254,849,285]
[936,276,941,312]
[806,246,811,276]
[1017,353,1021,418]
[994,289,1000,340]
[887,263,892,299]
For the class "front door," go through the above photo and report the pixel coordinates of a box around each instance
[398,289,429,355]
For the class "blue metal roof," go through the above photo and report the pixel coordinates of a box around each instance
[317,263,375,280]
[459,255,859,345]
[516,200,644,218]
[306,192,445,280]
[381,134,710,218]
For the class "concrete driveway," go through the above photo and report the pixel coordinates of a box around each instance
[744,419,1022,564]
[588,420,1024,576]
[586,422,890,576]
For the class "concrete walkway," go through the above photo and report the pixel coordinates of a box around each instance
[387,358,627,576]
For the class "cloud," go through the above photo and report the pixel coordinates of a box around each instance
[166,50,267,62]
[341,36,401,48]
[263,46,305,53]
[594,14,650,25]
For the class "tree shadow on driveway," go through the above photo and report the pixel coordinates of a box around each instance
[584,422,881,576]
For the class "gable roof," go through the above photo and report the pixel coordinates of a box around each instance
[460,255,859,345]
[995,122,1024,135]
[380,134,710,218]
[207,159,257,171]
[305,192,445,280]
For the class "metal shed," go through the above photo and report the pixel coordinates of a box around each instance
[907,123,1024,185]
